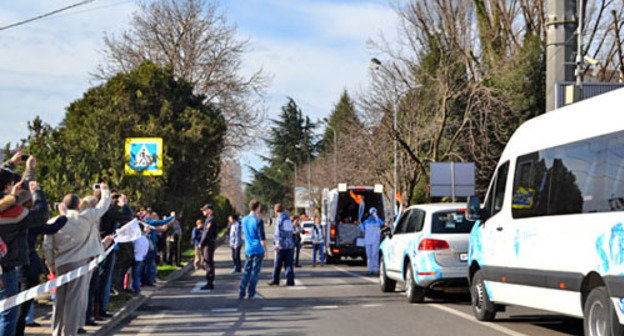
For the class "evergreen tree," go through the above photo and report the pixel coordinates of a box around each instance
[246,98,317,208]
[22,62,228,233]
[319,90,361,155]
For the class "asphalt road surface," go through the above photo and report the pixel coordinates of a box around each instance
[107,238,585,336]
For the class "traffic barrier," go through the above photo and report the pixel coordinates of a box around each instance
[0,243,116,312]
[0,218,163,312]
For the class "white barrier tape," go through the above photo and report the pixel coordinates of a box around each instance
[0,243,116,312]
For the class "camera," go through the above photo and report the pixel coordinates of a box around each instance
[21,154,30,161]
[53,202,60,211]
[92,183,101,191]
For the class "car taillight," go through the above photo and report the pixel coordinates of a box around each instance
[330,227,336,237]
[418,239,449,251]
[330,224,336,242]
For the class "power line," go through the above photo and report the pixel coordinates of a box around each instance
[0,0,96,32]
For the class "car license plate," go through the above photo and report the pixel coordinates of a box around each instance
[459,253,468,261]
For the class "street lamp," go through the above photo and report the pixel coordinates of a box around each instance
[285,158,297,212]
[322,117,337,185]
[295,143,312,216]
[369,58,424,217]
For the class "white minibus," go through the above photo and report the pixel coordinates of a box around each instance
[466,88,624,336]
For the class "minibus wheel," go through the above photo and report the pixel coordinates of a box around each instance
[405,264,425,303]
[379,257,396,292]
[583,287,623,336]
[471,270,496,321]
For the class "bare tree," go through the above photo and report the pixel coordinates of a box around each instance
[350,0,624,204]
[96,0,270,152]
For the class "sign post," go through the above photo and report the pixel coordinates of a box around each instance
[430,162,475,200]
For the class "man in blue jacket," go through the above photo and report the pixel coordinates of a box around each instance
[239,200,267,300]
[267,203,295,286]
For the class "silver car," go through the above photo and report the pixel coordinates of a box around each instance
[300,221,315,245]
[379,203,474,303]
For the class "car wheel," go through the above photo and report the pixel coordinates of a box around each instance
[583,287,623,336]
[379,257,396,293]
[471,270,496,321]
[405,264,425,303]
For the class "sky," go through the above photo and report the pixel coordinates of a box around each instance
[0,0,398,183]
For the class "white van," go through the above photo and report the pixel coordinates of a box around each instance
[466,88,624,336]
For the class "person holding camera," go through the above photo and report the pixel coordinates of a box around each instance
[43,183,112,336]
[0,152,50,336]
[5,155,69,336]
[94,189,133,319]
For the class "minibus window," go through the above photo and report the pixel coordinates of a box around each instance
[513,129,624,218]
[512,152,551,218]
[491,162,509,216]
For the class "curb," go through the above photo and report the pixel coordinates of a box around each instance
[93,262,194,336]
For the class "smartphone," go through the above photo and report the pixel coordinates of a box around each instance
[92,183,101,191]
[21,154,30,161]
[53,202,60,210]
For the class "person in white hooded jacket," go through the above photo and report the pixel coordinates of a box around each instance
[359,207,386,275]
[44,183,113,336]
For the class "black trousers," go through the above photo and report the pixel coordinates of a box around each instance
[113,243,134,291]
[203,244,216,285]
[15,272,39,336]
[272,248,295,285]
[97,251,115,311]
[294,238,302,266]
[231,246,242,271]
[166,236,180,265]
[86,267,101,322]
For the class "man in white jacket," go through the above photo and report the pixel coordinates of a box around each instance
[44,183,112,336]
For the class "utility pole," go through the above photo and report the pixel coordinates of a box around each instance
[574,0,586,99]
[546,0,578,111]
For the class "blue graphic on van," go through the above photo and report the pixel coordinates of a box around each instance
[469,221,483,264]
[596,223,624,274]
[514,229,520,257]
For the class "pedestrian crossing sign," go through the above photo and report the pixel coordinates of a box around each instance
[125,137,163,176]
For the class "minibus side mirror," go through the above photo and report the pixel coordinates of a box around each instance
[466,195,482,221]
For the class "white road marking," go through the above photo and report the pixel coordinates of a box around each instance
[287,279,307,290]
[362,304,382,308]
[328,259,531,336]
[312,305,339,310]
[190,281,205,294]
[136,313,165,335]
[428,304,530,336]
[330,265,377,284]
[211,308,238,313]
[262,307,285,311]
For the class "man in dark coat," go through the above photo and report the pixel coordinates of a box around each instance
[198,204,218,290]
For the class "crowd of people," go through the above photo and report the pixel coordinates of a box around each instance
[0,151,388,336]
[0,152,184,336]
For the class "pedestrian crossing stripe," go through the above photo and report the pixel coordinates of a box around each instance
[125,137,163,176]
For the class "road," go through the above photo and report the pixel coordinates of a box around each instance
[107,240,585,336]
